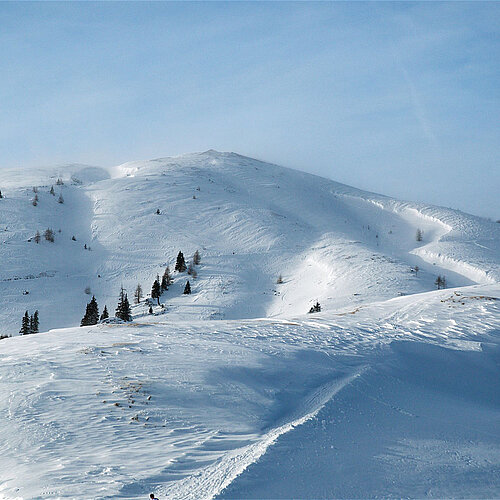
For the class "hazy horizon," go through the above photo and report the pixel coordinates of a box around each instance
[1,2,498,218]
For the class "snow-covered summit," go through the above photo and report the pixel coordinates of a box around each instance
[0,150,499,334]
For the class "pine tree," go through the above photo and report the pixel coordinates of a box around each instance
[134,284,143,304]
[115,287,132,321]
[183,281,191,294]
[435,276,447,289]
[50,186,55,196]
[34,231,41,244]
[161,266,172,291]
[100,305,109,321]
[58,194,64,204]
[308,301,321,313]
[277,274,283,284]
[0,190,3,198]
[151,279,161,305]
[30,310,39,333]
[81,296,99,326]
[175,251,187,272]
[187,262,194,275]
[416,229,423,242]
[20,311,30,335]
[193,250,201,265]
[56,178,64,185]
[44,228,55,242]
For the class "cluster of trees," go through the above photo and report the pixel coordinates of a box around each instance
[19,310,39,335]
[33,228,55,243]
[435,275,447,289]
[31,186,64,207]
[142,250,200,310]
[80,286,132,326]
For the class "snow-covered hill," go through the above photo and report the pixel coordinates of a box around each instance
[1,150,498,334]
[0,151,499,498]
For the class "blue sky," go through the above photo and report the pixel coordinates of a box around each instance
[0,2,498,217]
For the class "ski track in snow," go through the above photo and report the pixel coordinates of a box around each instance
[0,151,499,498]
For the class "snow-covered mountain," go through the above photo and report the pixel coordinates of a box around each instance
[0,151,499,499]
[1,150,498,334]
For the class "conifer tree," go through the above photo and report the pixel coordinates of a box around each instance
[416,229,423,242]
[277,274,283,284]
[187,262,194,275]
[149,305,153,314]
[193,250,201,265]
[20,311,30,335]
[58,194,64,204]
[151,279,161,305]
[50,186,55,196]
[81,296,99,326]
[100,305,109,321]
[0,190,3,198]
[34,231,41,244]
[44,228,55,242]
[134,284,143,304]
[115,287,132,321]
[183,281,191,294]
[161,266,172,291]
[30,310,39,333]
[175,251,187,272]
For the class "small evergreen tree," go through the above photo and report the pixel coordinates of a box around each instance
[34,231,41,244]
[44,228,55,242]
[277,274,283,284]
[100,305,109,321]
[308,301,321,313]
[50,186,55,196]
[81,296,99,326]
[149,305,153,314]
[58,194,64,204]
[20,311,30,335]
[134,284,143,304]
[183,281,191,294]
[30,310,39,333]
[56,178,64,185]
[193,250,201,265]
[175,251,187,272]
[187,262,194,275]
[151,279,161,305]
[161,266,172,291]
[435,275,447,289]
[115,287,132,321]
[0,190,3,198]
[416,229,423,242]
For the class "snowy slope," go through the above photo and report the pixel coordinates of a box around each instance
[1,150,498,335]
[0,151,499,498]
[0,284,498,498]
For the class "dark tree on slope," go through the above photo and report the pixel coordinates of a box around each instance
[175,251,187,272]
[308,302,321,313]
[0,190,3,198]
[416,229,423,242]
[50,186,55,196]
[151,279,161,305]
[161,266,172,291]
[58,194,64,204]
[30,310,39,333]
[435,275,447,289]
[20,311,30,335]
[100,305,109,321]
[44,228,55,242]
[56,178,64,185]
[183,281,191,295]
[81,296,99,326]
[34,231,41,244]
[193,250,201,265]
[134,284,143,304]
[115,287,132,321]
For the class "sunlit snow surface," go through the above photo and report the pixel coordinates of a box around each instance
[0,151,499,498]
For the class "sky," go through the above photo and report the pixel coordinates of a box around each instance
[0,2,498,218]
